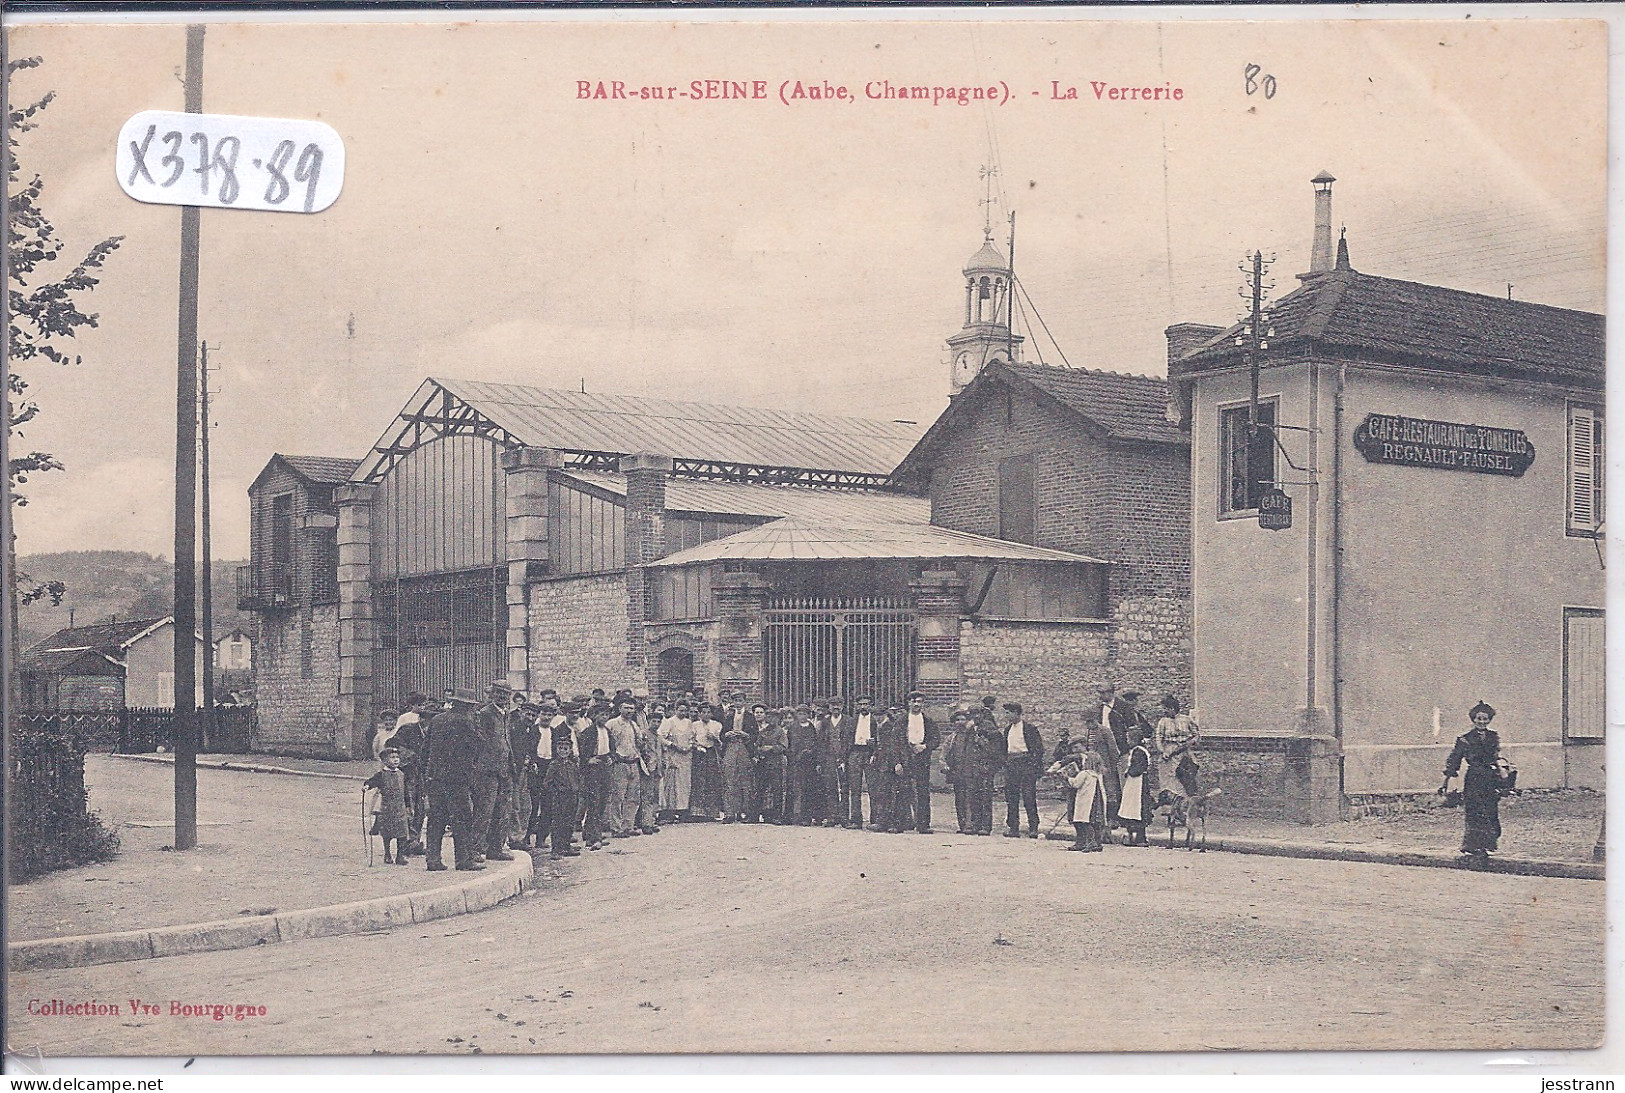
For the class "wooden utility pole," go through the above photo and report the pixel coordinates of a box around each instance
[1245,250,1265,500]
[173,24,205,851]
[199,342,216,750]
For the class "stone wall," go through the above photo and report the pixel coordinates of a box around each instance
[253,604,342,754]
[528,574,640,694]
[959,618,1111,733]
[1110,594,1192,704]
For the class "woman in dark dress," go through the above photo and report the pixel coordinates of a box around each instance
[1440,701,1502,863]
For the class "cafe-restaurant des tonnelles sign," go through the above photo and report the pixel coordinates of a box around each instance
[1353,413,1536,477]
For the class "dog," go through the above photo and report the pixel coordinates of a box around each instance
[1154,787,1222,849]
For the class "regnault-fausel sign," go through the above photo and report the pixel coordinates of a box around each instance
[1353,413,1535,477]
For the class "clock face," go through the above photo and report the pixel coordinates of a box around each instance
[954,352,976,384]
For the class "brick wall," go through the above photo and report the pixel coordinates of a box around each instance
[922,372,1195,702]
[253,604,341,754]
[528,574,640,694]
[646,622,717,700]
[248,463,338,608]
[927,381,1104,555]
[959,618,1112,734]
[1197,737,1292,819]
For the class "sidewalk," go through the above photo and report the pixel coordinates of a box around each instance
[1031,787,1604,874]
[8,754,515,945]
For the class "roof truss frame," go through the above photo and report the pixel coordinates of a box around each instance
[357,380,904,489]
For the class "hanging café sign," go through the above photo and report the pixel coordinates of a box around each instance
[1352,413,1536,477]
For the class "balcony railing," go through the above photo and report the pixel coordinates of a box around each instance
[237,563,293,611]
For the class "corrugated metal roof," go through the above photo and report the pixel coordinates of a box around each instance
[648,517,1105,566]
[557,471,930,524]
[434,378,924,475]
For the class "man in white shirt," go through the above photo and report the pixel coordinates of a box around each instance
[898,690,941,835]
[843,694,879,829]
[1001,701,1044,838]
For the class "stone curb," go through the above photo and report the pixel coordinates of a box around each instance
[8,854,534,972]
[106,753,363,782]
[1208,835,1603,880]
[1040,828,1601,880]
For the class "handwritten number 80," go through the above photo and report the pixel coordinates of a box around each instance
[264,140,324,212]
[1244,63,1277,100]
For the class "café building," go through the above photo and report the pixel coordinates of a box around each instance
[1167,178,1605,820]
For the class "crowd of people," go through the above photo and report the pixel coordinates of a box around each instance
[361,679,1208,869]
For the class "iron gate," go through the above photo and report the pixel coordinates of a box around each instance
[762,598,916,709]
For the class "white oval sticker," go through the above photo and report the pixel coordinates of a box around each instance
[116,110,344,214]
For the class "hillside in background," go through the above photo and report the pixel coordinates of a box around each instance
[16,551,250,653]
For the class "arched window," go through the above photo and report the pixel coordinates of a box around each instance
[655,647,695,701]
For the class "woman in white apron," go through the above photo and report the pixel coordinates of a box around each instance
[1116,728,1153,846]
[658,701,695,819]
[1064,744,1108,852]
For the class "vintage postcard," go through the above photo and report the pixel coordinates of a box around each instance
[1,11,1607,1061]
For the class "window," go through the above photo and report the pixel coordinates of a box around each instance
[1219,400,1278,515]
[1568,404,1605,537]
[1564,608,1605,740]
[270,493,294,565]
[664,516,757,557]
[652,566,714,620]
[655,647,695,699]
[998,454,1036,543]
[975,563,1107,620]
[549,481,625,574]
[374,568,500,650]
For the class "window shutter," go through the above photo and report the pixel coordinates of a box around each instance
[1570,407,1597,531]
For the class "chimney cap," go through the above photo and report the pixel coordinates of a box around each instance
[1312,170,1337,185]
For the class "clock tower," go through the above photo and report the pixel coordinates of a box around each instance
[947,230,1023,394]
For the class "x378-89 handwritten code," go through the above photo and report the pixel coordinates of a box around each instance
[115,110,345,214]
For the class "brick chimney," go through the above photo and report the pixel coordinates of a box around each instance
[1309,171,1336,273]
[1165,322,1223,369]
[1163,323,1222,427]
[621,452,671,675]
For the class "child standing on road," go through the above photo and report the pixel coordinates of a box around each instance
[364,746,412,864]
[540,727,583,859]
[1117,728,1154,846]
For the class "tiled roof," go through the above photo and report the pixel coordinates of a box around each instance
[1003,363,1188,446]
[21,647,123,674]
[648,517,1105,566]
[557,471,930,525]
[434,378,924,476]
[1174,269,1604,388]
[28,617,168,656]
[279,455,363,485]
[892,360,1185,486]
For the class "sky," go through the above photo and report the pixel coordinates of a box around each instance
[6,14,1607,560]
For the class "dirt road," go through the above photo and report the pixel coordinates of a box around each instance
[7,821,1603,1056]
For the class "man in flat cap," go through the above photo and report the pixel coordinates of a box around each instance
[788,704,820,825]
[1000,700,1044,838]
[424,691,482,871]
[470,680,519,863]
[753,707,789,824]
[606,697,644,838]
[842,693,879,829]
[897,690,941,834]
